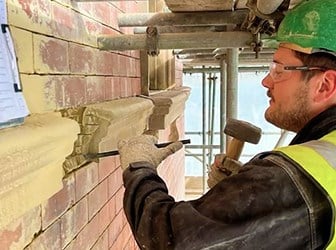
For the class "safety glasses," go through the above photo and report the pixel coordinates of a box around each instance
[268,62,327,83]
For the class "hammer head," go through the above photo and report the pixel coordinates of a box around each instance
[224,118,262,144]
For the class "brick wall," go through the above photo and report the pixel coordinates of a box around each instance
[1,0,186,249]
[8,0,142,113]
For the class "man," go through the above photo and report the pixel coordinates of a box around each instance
[117,0,336,249]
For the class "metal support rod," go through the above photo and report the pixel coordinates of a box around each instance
[226,48,239,150]
[207,73,213,181]
[209,74,217,171]
[118,10,248,27]
[98,32,254,51]
[220,58,227,153]
[183,66,269,74]
[202,69,207,193]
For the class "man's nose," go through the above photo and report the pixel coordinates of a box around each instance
[262,73,273,88]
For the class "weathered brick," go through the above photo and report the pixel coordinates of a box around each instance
[55,76,86,108]
[80,15,103,47]
[60,197,88,248]
[120,77,127,98]
[98,156,117,182]
[75,162,99,202]
[11,27,34,74]
[51,1,78,42]
[109,223,132,250]
[131,77,141,96]
[7,0,53,35]
[33,34,69,73]
[26,220,61,250]
[42,175,75,229]
[69,43,97,74]
[86,76,106,104]
[91,2,111,24]
[96,51,114,75]
[88,179,109,220]
[108,167,123,199]
[91,229,109,250]
[108,196,116,222]
[65,212,100,250]
[0,206,41,250]
[98,202,111,234]
[108,211,124,247]
[115,187,124,214]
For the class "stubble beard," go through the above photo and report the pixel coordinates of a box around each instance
[265,85,311,132]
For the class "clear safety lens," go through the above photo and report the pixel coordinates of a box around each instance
[268,62,327,83]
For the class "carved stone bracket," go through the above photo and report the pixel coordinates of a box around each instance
[62,97,154,173]
[148,87,191,130]
[0,113,79,229]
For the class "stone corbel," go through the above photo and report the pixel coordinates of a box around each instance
[62,97,154,173]
[0,113,79,229]
[148,87,191,130]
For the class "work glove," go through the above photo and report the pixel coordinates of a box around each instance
[117,135,183,170]
[207,154,243,188]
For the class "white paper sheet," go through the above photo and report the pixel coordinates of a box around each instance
[0,0,29,125]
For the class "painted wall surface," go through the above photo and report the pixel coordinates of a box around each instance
[0,0,186,249]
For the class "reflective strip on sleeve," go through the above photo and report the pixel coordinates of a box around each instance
[275,131,336,249]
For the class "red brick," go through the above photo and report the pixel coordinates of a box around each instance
[86,76,106,104]
[98,202,111,234]
[108,167,123,198]
[55,76,86,108]
[111,77,121,99]
[60,197,88,248]
[115,187,124,214]
[69,43,96,74]
[105,77,113,100]
[91,2,110,24]
[51,2,77,40]
[118,56,127,76]
[88,179,108,220]
[131,77,141,96]
[42,175,75,229]
[111,53,120,76]
[120,77,127,98]
[35,37,69,73]
[26,220,61,250]
[91,229,109,250]
[98,156,117,182]
[96,51,114,75]
[108,211,124,247]
[82,17,102,37]
[75,162,99,202]
[109,223,132,250]
[108,196,116,221]
[66,213,100,250]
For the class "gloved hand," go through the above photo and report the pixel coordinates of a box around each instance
[207,154,243,188]
[117,135,183,170]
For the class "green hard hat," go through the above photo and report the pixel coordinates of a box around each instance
[276,0,336,55]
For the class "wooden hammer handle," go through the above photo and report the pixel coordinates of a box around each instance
[226,138,244,160]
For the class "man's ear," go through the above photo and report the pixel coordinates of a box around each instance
[313,70,336,103]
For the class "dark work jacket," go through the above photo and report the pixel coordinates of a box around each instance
[123,106,336,250]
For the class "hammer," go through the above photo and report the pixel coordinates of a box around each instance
[224,118,262,160]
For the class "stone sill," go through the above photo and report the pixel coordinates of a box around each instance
[63,97,154,173]
[0,113,79,229]
[148,87,191,130]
